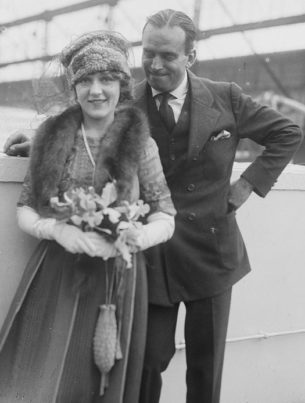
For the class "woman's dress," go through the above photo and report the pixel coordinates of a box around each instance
[0,128,174,403]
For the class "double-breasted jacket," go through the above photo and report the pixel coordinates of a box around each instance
[134,71,303,305]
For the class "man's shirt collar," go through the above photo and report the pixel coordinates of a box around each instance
[151,72,188,99]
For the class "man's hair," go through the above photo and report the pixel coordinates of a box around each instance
[143,9,197,54]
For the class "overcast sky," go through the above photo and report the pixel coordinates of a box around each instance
[1,0,305,81]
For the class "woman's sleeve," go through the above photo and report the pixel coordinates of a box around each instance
[17,170,58,239]
[138,137,176,217]
[134,138,176,251]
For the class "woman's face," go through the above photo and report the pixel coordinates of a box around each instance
[75,72,120,122]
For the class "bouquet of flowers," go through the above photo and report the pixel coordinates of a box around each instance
[50,181,150,268]
[50,181,150,395]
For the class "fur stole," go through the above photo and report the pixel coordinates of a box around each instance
[30,103,150,216]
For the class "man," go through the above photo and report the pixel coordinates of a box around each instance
[4,9,303,403]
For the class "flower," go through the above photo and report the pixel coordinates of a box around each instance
[50,181,150,267]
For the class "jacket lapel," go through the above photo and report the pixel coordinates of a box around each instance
[135,75,221,160]
[187,72,220,160]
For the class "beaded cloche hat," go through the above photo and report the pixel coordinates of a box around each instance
[59,30,131,86]
[32,31,132,115]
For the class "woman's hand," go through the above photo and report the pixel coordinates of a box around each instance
[121,212,175,252]
[17,206,96,257]
[52,223,97,256]
[85,232,119,260]
[123,227,142,252]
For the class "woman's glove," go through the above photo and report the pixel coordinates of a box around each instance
[125,211,175,252]
[51,222,97,256]
[85,232,119,260]
[17,206,98,257]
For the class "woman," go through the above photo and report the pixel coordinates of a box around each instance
[0,31,175,403]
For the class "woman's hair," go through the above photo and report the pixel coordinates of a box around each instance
[59,30,133,103]
[143,9,197,54]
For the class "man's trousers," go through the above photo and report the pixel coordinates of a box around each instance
[139,288,232,403]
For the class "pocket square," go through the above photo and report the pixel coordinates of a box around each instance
[210,130,231,141]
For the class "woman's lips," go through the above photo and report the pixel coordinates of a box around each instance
[88,99,106,105]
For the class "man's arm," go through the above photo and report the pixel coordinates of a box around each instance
[231,82,303,198]
[4,129,34,157]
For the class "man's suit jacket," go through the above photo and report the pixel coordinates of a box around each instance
[134,71,303,306]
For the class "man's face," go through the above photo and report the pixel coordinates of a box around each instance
[142,24,196,93]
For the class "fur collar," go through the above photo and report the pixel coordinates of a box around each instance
[30,103,150,216]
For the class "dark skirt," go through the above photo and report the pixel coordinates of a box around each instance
[0,241,147,403]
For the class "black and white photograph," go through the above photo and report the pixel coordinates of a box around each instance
[0,1,305,402]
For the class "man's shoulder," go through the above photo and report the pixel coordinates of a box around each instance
[191,73,234,95]
[189,72,241,107]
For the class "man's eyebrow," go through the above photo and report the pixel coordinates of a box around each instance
[163,51,177,56]
[143,49,177,57]
[143,46,176,54]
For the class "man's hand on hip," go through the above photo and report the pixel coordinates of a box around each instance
[228,177,253,211]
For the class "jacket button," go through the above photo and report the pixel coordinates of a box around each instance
[188,213,196,221]
[170,154,176,161]
[210,227,217,234]
[187,183,195,191]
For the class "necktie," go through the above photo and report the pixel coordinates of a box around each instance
[158,92,175,132]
